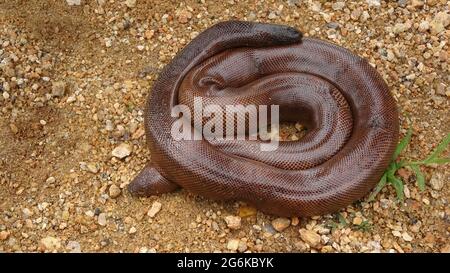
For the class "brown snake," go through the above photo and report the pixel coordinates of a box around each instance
[128,21,399,217]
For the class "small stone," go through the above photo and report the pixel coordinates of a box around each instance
[111,143,132,159]
[227,239,240,251]
[66,241,81,253]
[66,0,81,5]
[10,123,18,134]
[262,223,277,235]
[429,173,444,191]
[309,1,321,12]
[326,22,340,29]
[402,232,413,242]
[125,0,136,8]
[81,162,96,174]
[418,21,430,32]
[66,95,76,103]
[105,38,112,48]
[238,206,257,218]
[145,30,154,39]
[2,91,10,100]
[40,236,61,251]
[353,217,363,226]
[109,184,121,198]
[22,208,33,218]
[46,176,56,184]
[178,10,192,24]
[238,241,248,252]
[224,215,241,230]
[147,201,162,218]
[430,12,450,35]
[51,81,66,97]
[40,120,47,126]
[393,22,411,34]
[366,0,380,7]
[397,168,411,181]
[291,217,299,226]
[271,218,291,232]
[98,213,107,226]
[299,229,321,248]
[129,227,137,234]
[331,2,345,10]
[268,12,277,20]
[411,0,424,8]
[397,0,407,7]
[0,231,10,241]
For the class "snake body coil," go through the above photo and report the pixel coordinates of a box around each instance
[128,21,399,217]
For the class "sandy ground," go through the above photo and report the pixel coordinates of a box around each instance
[0,0,449,253]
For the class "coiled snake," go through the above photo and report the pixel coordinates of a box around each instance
[128,21,399,217]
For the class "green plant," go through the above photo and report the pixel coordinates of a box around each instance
[353,220,372,232]
[369,128,450,202]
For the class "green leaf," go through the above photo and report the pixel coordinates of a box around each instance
[337,213,348,226]
[368,173,387,201]
[392,127,413,161]
[387,173,404,201]
[424,133,450,162]
[410,165,425,191]
[424,157,450,165]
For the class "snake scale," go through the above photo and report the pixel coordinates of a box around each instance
[127,21,399,217]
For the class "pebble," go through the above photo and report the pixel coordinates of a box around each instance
[9,123,18,134]
[86,163,99,174]
[238,206,256,218]
[129,227,137,234]
[299,229,321,248]
[366,0,380,7]
[393,22,411,34]
[98,213,107,226]
[418,21,430,32]
[22,208,33,218]
[0,231,10,241]
[430,12,450,35]
[224,215,241,230]
[66,95,76,103]
[227,239,240,251]
[402,232,413,242]
[109,184,121,198]
[111,143,132,159]
[429,173,444,191]
[271,218,291,232]
[2,91,10,100]
[178,10,192,24]
[51,81,66,97]
[352,217,363,226]
[104,38,112,48]
[331,2,345,11]
[66,0,81,5]
[66,241,81,253]
[125,0,136,8]
[238,241,248,252]
[40,236,62,251]
[147,201,162,218]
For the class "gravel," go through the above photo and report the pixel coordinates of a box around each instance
[0,0,448,253]
[147,201,162,218]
